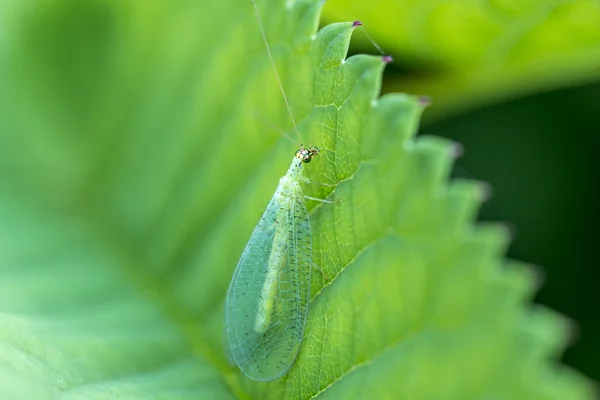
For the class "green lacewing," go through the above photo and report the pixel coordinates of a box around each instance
[225,145,324,381]
[224,1,332,382]
[225,0,387,382]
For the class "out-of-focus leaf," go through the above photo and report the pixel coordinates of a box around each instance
[323,0,600,118]
[0,0,594,399]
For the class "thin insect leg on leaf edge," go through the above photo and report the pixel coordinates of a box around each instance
[305,180,339,187]
[311,261,330,282]
[304,195,339,204]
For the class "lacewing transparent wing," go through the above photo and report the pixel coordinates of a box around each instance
[227,0,339,381]
[226,153,314,381]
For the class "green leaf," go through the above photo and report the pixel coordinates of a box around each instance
[322,0,600,118]
[0,0,593,399]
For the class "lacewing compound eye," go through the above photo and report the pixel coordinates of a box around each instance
[295,145,321,163]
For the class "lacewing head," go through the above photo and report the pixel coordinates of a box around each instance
[295,145,321,163]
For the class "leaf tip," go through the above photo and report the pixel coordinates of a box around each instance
[418,95,432,107]
[499,221,517,244]
[382,55,393,64]
[475,181,494,202]
[524,262,547,294]
[352,20,363,28]
[449,141,463,159]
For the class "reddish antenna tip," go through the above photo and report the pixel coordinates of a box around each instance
[418,95,431,106]
[382,55,393,64]
[352,21,362,27]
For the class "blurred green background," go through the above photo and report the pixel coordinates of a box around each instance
[424,82,600,381]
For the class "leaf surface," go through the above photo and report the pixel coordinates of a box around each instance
[0,0,594,399]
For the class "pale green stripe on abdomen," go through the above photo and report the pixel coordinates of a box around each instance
[254,209,289,333]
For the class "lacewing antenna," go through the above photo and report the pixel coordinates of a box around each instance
[250,0,301,143]
[251,109,299,146]
[249,3,392,146]
[352,20,393,63]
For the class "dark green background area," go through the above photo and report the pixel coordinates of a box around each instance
[421,82,600,381]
